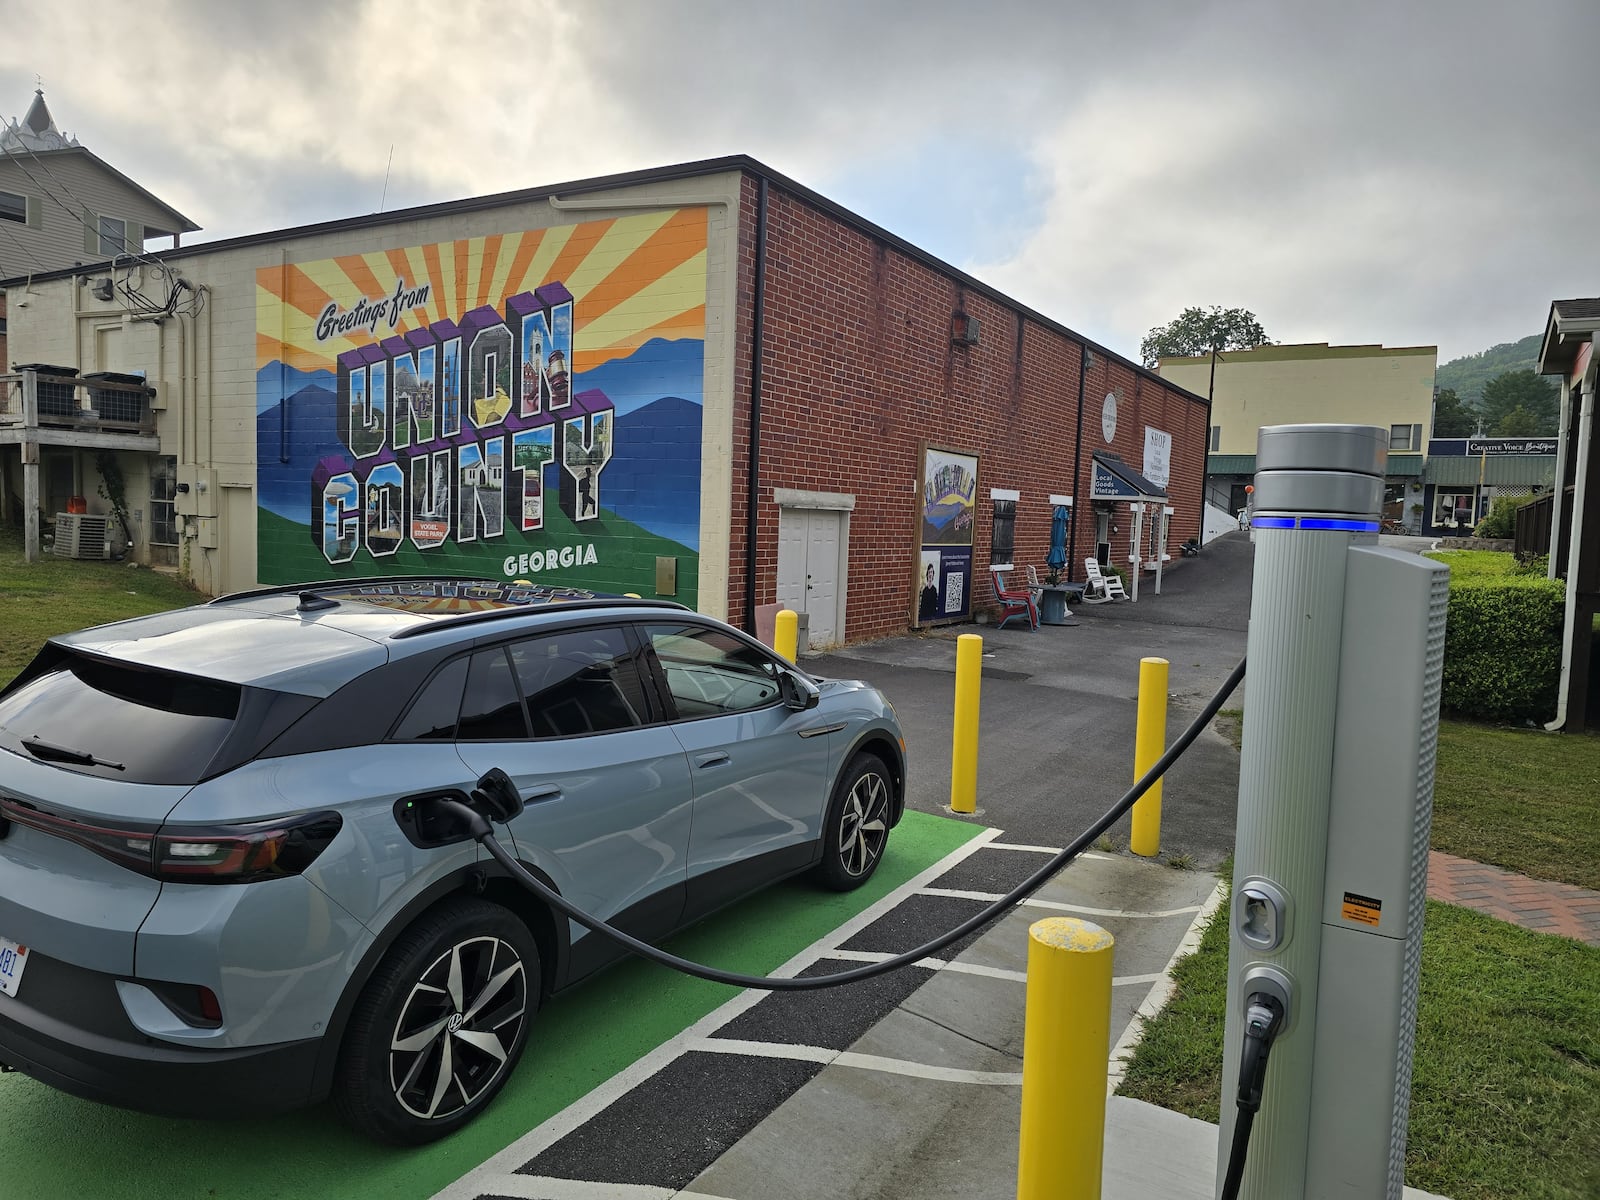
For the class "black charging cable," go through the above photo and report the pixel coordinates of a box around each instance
[430,656,1246,992]
[1218,991,1287,1200]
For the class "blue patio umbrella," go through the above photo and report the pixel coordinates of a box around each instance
[1047,505,1070,573]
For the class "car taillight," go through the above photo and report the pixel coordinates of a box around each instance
[0,798,342,884]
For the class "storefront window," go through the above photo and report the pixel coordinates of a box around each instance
[1433,490,1474,530]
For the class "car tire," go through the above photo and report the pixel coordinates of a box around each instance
[813,752,893,892]
[334,896,540,1145]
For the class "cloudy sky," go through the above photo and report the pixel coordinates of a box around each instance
[2,0,1595,362]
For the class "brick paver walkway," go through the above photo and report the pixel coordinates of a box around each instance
[1428,851,1600,947]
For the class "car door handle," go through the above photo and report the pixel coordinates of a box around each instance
[522,783,562,804]
[695,752,731,769]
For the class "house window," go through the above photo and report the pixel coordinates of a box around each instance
[1209,425,1221,452]
[1390,423,1422,451]
[990,497,1016,567]
[149,457,178,545]
[0,190,26,224]
[98,216,128,255]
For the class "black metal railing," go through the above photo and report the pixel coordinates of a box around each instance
[0,368,157,435]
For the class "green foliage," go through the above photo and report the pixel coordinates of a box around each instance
[1434,333,1541,406]
[1431,386,1476,437]
[1472,495,1520,539]
[1427,551,1563,722]
[1480,369,1558,435]
[1494,405,1540,436]
[1140,306,1270,367]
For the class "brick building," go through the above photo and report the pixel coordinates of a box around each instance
[3,157,1206,646]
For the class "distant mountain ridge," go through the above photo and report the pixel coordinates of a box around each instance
[1436,333,1541,405]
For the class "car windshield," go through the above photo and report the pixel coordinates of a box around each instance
[0,653,241,785]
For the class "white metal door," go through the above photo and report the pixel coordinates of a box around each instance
[774,507,845,649]
[804,509,842,647]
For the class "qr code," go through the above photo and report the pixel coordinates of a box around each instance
[944,571,966,610]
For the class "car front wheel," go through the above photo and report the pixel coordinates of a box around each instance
[813,752,893,891]
[335,896,539,1145]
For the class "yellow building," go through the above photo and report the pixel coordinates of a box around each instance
[1159,342,1438,530]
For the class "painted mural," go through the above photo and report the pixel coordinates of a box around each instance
[255,209,708,602]
[914,446,977,624]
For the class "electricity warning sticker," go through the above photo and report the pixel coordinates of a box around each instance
[1341,891,1383,926]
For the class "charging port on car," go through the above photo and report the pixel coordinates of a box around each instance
[394,792,480,849]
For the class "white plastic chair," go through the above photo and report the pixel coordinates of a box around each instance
[1082,557,1127,603]
[1024,564,1044,608]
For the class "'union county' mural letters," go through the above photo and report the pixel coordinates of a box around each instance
[313,283,615,565]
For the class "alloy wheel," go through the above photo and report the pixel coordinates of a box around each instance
[839,770,889,877]
[388,934,528,1120]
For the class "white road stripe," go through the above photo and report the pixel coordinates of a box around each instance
[817,948,1162,987]
[919,886,1203,919]
[430,827,1005,1200]
[985,842,1111,863]
[1105,877,1229,1095]
[695,1038,1023,1086]
[476,1180,743,1200]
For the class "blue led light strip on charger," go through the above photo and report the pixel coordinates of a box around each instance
[1250,516,1379,532]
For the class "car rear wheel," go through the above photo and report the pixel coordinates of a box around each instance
[813,752,893,891]
[335,896,539,1145]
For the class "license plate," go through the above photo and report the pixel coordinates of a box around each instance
[0,936,28,998]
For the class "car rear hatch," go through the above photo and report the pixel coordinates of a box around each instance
[0,649,250,976]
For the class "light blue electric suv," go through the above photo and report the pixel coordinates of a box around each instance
[0,578,907,1143]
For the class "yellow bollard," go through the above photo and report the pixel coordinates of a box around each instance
[1016,917,1115,1200]
[774,608,799,664]
[1130,656,1169,857]
[949,633,983,814]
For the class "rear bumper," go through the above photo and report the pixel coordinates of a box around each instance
[0,954,324,1119]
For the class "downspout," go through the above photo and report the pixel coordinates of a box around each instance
[1067,344,1088,580]
[743,175,770,634]
[1199,345,1217,545]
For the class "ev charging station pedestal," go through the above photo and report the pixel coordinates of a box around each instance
[1219,425,1448,1200]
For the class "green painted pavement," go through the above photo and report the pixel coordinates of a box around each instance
[1,811,981,1200]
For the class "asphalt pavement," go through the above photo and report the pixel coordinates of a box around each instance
[431,530,1453,1200]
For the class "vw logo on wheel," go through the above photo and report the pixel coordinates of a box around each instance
[446,1012,465,1033]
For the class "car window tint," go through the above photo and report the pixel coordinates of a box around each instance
[457,647,528,740]
[392,656,468,741]
[643,624,783,718]
[0,653,239,784]
[508,627,648,738]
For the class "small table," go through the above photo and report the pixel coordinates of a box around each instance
[1039,585,1081,626]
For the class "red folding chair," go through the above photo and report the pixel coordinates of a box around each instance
[992,569,1039,631]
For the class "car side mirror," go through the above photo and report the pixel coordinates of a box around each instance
[780,671,821,711]
[471,768,525,822]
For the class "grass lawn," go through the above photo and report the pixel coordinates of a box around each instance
[0,524,202,686]
[1118,885,1600,1200]
[1433,719,1600,891]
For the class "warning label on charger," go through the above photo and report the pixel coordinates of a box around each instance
[1341,891,1383,926]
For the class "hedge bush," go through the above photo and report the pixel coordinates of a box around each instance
[1427,552,1564,723]
[1472,495,1523,540]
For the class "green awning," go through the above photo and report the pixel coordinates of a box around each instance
[1425,455,1556,487]
[1207,455,1255,475]
[1386,454,1424,477]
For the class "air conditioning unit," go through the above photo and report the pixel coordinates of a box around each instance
[53,512,113,559]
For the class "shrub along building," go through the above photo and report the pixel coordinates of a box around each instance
[1,157,1207,647]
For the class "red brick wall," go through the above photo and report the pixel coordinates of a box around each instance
[728,175,1208,641]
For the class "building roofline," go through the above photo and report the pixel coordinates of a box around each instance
[1159,341,1437,368]
[0,145,200,234]
[0,153,1201,405]
[1538,298,1600,376]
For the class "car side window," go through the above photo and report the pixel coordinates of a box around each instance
[508,627,650,738]
[391,656,469,741]
[643,624,783,719]
[457,647,529,740]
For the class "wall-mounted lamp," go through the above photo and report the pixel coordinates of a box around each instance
[951,310,981,346]
[175,482,191,495]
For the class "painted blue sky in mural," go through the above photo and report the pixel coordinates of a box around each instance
[256,337,703,551]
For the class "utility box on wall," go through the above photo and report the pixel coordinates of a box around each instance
[175,465,218,518]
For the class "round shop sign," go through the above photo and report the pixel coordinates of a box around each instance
[1101,392,1118,443]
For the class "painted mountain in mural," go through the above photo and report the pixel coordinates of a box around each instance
[576,338,705,415]
[255,344,703,549]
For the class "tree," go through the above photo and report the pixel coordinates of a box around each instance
[1431,386,1477,437]
[1479,370,1557,436]
[1141,306,1270,367]
[1495,405,1541,437]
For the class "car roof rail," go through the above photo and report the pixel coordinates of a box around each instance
[210,574,492,605]
[388,597,693,640]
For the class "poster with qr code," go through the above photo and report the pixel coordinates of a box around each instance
[913,446,977,626]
